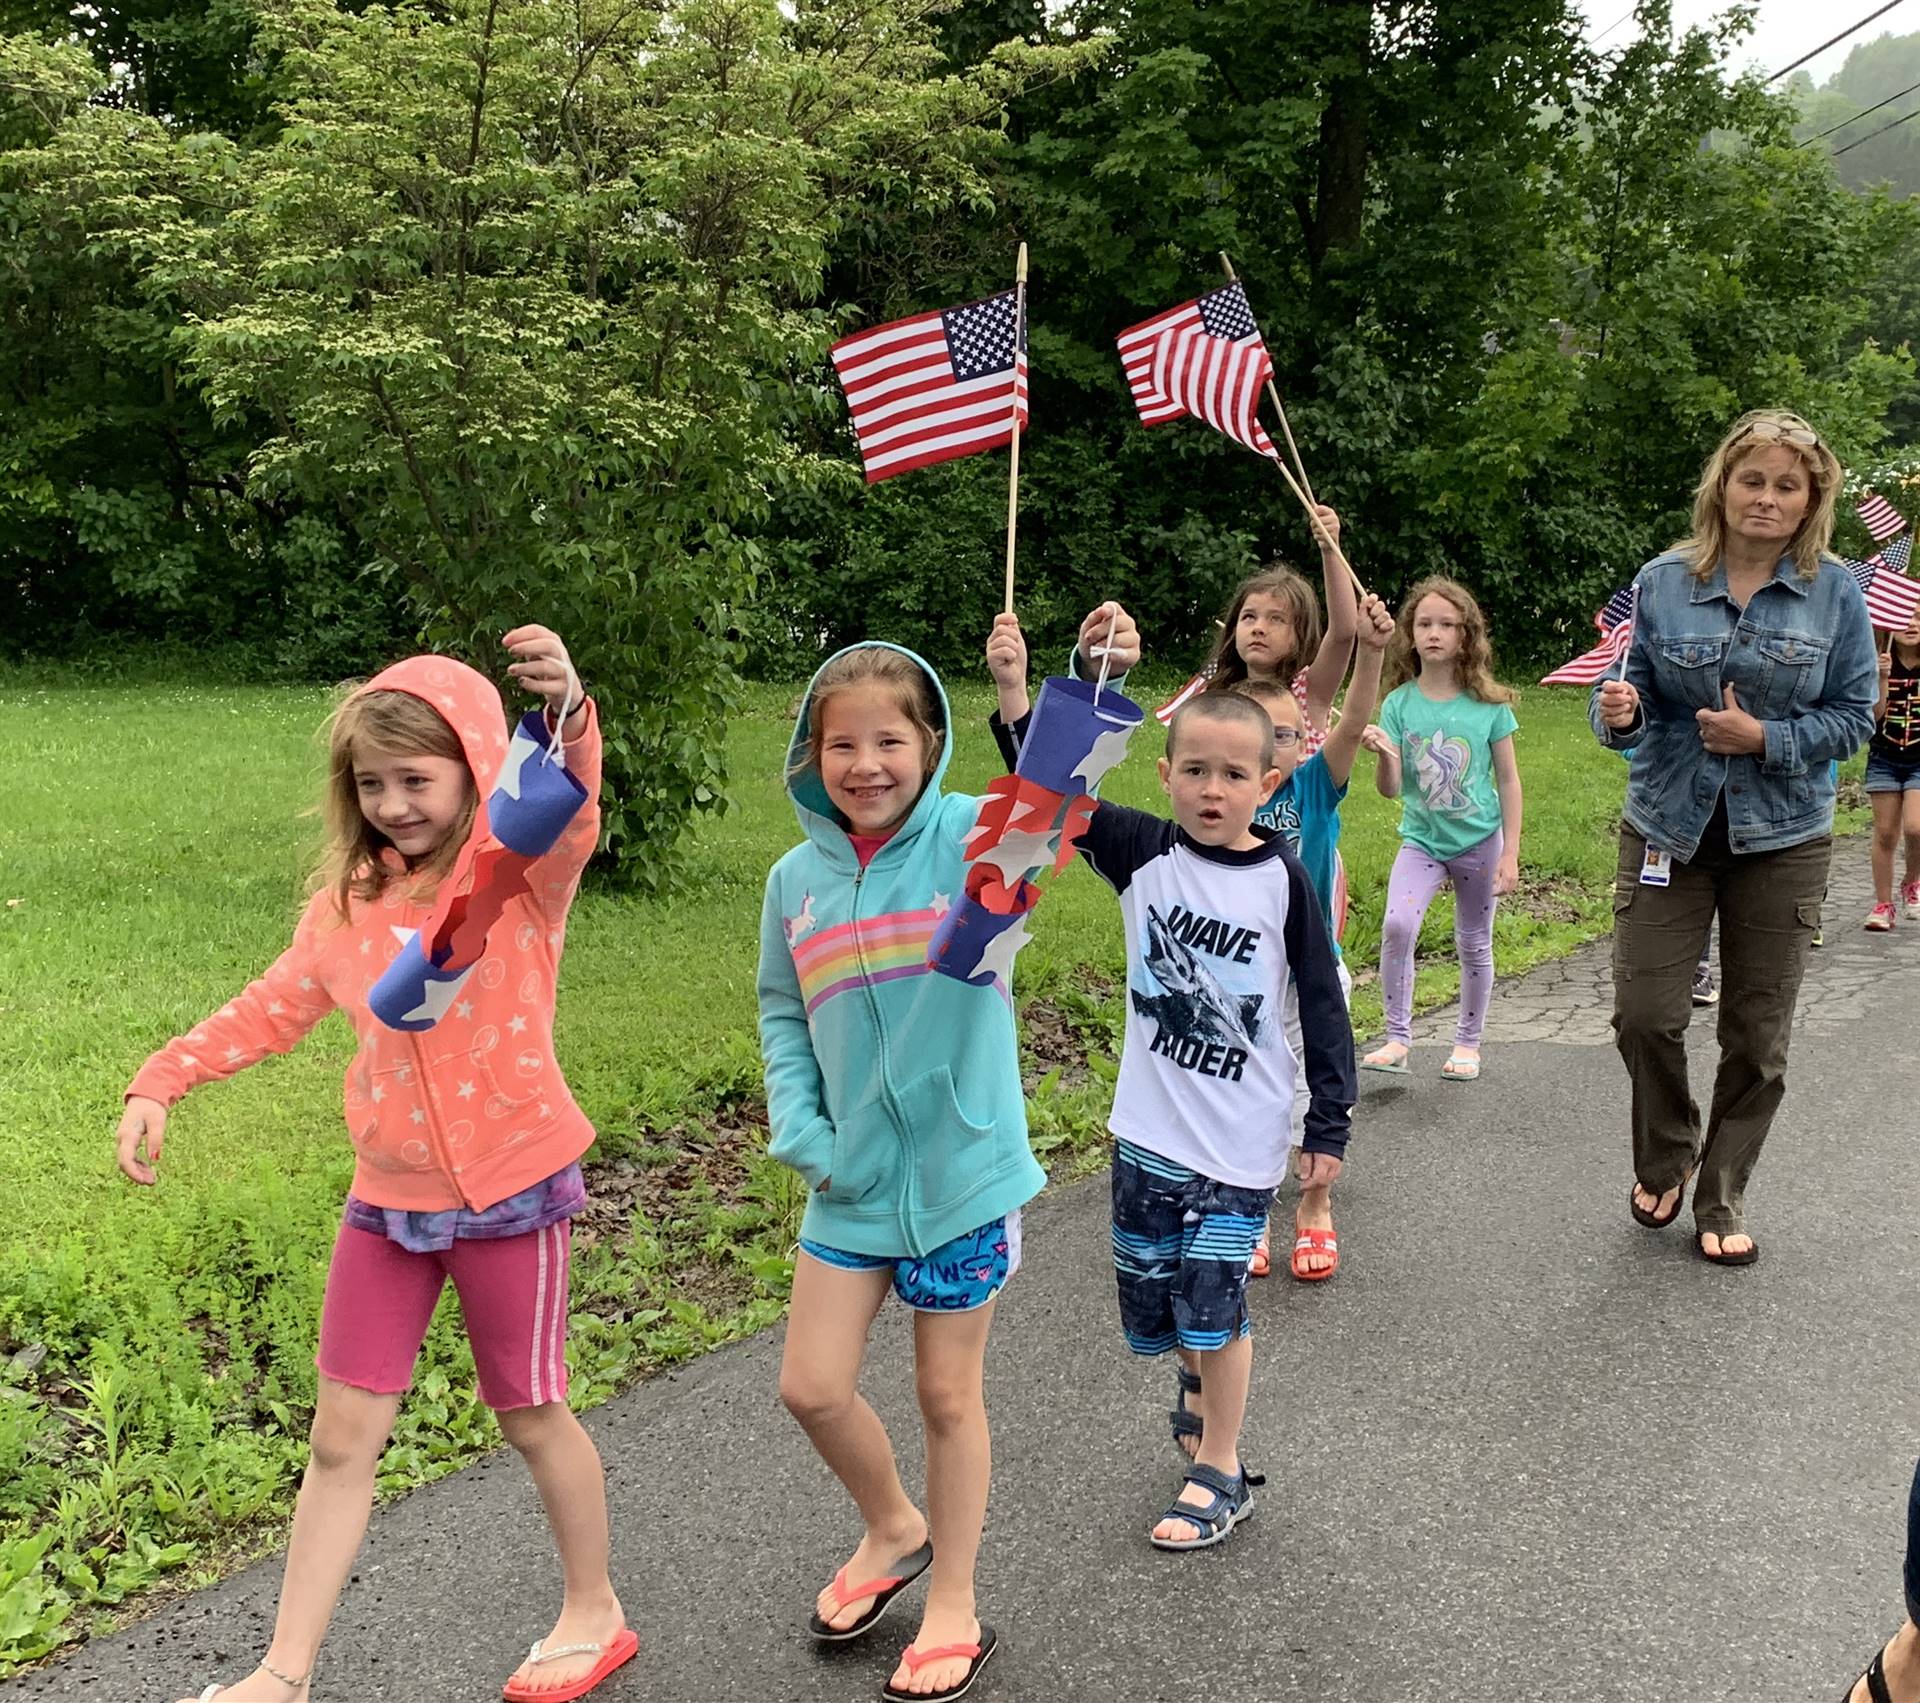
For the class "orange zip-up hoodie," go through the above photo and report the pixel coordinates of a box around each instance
[126,655,602,1212]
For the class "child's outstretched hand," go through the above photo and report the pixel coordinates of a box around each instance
[1308,504,1341,557]
[1358,723,1394,758]
[117,1096,167,1186]
[1077,601,1141,673]
[504,626,583,723]
[1356,593,1392,650]
[986,613,1028,691]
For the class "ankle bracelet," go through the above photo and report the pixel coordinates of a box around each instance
[262,1659,309,1689]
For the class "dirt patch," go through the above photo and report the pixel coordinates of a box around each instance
[576,1097,769,1250]
[1507,874,1589,925]
[1020,998,1089,1087]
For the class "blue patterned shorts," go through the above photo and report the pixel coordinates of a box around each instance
[1111,1140,1274,1355]
[799,1213,1022,1313]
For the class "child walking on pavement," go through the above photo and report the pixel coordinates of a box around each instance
[758,609,1139,1702]
[117,628,634,1703]
[1361,577,1525,1081]
[1864,610,1920,931]
[989,621,1355,1551]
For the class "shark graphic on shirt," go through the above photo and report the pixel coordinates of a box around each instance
[1129,903,1265,1047]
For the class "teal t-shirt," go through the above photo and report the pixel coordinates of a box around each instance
[1255,752,1345,956]
[1378,681,1518,862]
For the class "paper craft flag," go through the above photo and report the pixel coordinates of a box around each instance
[1013,676,1145,795]
[369,711,587,1032]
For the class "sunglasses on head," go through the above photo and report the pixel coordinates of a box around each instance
[1734,417,1821,450]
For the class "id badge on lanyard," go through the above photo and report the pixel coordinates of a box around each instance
[1639,846,1672,887]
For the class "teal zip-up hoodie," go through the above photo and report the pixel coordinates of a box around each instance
[756,645,1045,1258]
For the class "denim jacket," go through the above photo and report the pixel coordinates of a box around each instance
[1589,550,1877,860]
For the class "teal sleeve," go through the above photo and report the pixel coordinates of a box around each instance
[1492,702,1519,742]
[1378,689,1403,743]
[755,876,835,1192]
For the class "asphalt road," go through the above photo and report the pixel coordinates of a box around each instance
[14,853,1920,1703]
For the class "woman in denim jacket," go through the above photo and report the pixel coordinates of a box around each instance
[1592,410,1877,1267]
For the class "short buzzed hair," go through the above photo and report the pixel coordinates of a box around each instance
[1168,689,1276,770]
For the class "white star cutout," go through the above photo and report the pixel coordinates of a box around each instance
[967,911,1034,986]
[969,824,1061,884]
[396,962,477,1026]
[494,724,544,801]
[457,1080,475,1100]
[1070,723,1140,793]
[508,1014,527,1035]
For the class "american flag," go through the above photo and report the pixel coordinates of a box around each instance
[1152,667,1214,726]
[829,290,1028,483]
[1115,283,1277,460]
[1857,492,1908,543]
[1844,533,1920,631]
[1540,585,1637,686]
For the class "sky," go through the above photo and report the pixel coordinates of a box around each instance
[1574,0,1911,85]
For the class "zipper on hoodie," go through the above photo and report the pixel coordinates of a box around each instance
[847,857,918,1254]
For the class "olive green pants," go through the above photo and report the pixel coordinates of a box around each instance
[1610,820,1829,1236]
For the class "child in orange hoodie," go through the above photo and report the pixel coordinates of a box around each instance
[116,626,633,1703]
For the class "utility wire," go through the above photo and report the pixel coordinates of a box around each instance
[1798,75,1920,144]
[1767,0,1906,82]
[1831,102,1920,153]
[1586,5,1636,47]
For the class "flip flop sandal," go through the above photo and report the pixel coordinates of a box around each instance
[1841,1642,1895,1702]
[1361,1046,1410,1074]
[501,1627,639,1702]
[1628,1172,1689,1229]
[1440,1052,1481,1081]
[807,1540,934,1642]
[193,1660,310,1702]
[1290,1227,1339,1281]
[1695,1231,1760,1268]
[1150,1462,1256,1552]
[1168,1365,1203,1459]
[881,1625,998,1703]
[1249,1231,1272,1278]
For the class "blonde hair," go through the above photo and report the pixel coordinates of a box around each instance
[1385,577,1517,706]
[313,686,477,917]
[788,646,945,792]
[1677,409,1842,581]
[1200,565,1323,691]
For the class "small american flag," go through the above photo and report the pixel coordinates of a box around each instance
[1152,667,1214,726]
[1845,534,1920,631]
[1541,585,1637,686]
[829,290,1028,483]
[1115,283,1277,460]
[1857,492,1908,543]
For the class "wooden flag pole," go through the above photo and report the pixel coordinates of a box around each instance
[1003,241,1028,615]
[1218,252,1366,599]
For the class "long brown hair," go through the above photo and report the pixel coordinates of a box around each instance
[1199,564,1323,692]
[312,686,477,917]
[788,645,945,790]
[1384,576,1517,706]
[1676,409,1842,581]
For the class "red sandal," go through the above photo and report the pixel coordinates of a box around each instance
[807,1540,934,1642]
[882,1625,999,1702]
[501,1626,638,1702]
[1290,1228,1338,1282]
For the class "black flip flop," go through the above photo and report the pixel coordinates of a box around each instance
[1695,1231,1760,1267]
[807,1540,934,1642]
[1628,1173,1688,1229]
[1841,1642,1894,1702]
[882,1624,997,1703]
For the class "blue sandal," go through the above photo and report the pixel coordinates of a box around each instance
[1168,1366,1203,1460]
[1149,1462,1256,1552]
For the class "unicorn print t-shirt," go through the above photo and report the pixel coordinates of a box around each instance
[1377,682,1517,862]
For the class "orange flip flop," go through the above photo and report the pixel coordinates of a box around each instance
[1290,1228,1338,1282]
[807,1539,934,1641]
[501,1626,639,1702]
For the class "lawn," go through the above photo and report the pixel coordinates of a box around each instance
[0,664,1854,1668]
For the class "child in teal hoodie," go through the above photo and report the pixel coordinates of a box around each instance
[758,613,1136,1702]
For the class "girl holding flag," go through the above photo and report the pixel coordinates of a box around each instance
[116,629,637,1703]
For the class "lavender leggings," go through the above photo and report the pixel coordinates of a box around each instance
[1379,831,1502,1049]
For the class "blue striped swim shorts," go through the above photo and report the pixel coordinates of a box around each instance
[1110,1140,1274,1355]
[799,1213,1023,1313]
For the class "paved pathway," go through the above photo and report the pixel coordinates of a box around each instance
[14,852,1920,1703]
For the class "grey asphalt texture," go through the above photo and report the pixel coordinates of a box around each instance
[15,852,1920,1703]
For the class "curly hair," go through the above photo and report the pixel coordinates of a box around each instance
[1384,577,1517,706]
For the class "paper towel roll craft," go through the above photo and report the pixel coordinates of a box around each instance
[929,639,1139,987]
[370,707,589,1032]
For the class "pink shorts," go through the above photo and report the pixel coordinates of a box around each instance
[316,1221,571,1411]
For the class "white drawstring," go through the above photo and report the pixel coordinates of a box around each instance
[1090,602,1121,698]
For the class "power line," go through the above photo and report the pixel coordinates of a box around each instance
[1767,0,1907,82]
[1798,75,1920,144]
[1831,102,1920,154]
[1586,5,1635,48]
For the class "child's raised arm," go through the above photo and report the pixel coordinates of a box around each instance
[987,613,1031,725]
[1319,593,1393,791]
[1299,504,1358,731]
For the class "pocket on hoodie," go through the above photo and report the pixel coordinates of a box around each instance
[893,1066,999,1217]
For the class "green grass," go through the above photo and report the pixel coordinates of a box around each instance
[0,667,1862,1668]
